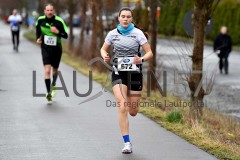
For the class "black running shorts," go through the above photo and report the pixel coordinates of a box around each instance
[112,71,143,91]
[41,45,62,68]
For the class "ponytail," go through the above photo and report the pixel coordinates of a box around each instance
[133,22,149,40]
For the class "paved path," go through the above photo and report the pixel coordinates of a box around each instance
[0,21,217,160]
[157,39,240,118]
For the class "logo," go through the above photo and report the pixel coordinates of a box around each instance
[123,58,130,63]
[128,35,136,38]
[113,35,120,41]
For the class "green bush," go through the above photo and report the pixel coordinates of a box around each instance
[207,0,240,45]
[166,111,183,123]
[133,8,149,32]
[158,0,183,36]
[174,0,193,36]
[134,0,240,45]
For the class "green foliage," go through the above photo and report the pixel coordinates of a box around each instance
[133,8,149,32]
[159,0,184,36]
[174,0,193,36]
[135,0,240,45]
[166,111,183,123]
[207,0,240,45]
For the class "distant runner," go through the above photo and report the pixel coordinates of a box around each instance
[100,7,153,153]
[35,3,68,103]
[8,9,22,52]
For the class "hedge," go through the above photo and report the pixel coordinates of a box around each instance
[134,0,240,45]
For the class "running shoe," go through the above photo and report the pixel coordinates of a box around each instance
[46,93,52,103]
[122,142,132,154]
[51,85,56,97]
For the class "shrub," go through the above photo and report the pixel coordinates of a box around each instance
[166,111,183,123]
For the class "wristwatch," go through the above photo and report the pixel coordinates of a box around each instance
[141,57,144,63]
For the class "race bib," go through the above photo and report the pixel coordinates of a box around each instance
[44,35,57,46]
[117,57,137,71]
[11,26,19,31]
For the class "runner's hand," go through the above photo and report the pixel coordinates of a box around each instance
[36,38,42,45]
[134,55,142,64]
[103,53,110,63]
[50,26,59,34]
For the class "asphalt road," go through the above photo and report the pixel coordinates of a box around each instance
[0,21,218,160]
[156,37,240,119]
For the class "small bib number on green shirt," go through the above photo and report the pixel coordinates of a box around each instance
[117,57,137,71]
[44,35,57,46]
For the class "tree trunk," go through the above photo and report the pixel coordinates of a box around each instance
[90,0,97,60]
[54,0,60,14]
[67,0,75,53]
[189,0,217,121]
[37,0,45,15]
[78,0,87,56]
[148,0,158,90]
[97,0,104,48]
[189,9,205,120]
[96,0,106,72]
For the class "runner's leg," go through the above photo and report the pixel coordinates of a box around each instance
[16,30,20,51]
[11,31,15,50]
[113,84,132,153]
[44,65,51,93]
[113,84,129,136]
[128,90,141,117]
[51,68,58,97]
[52,68,58,86]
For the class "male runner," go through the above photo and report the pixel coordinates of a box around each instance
[36,3,68,102]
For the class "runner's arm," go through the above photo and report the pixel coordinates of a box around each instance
[141,42,153,62]
[35,20,41,40]
[17,15,23,25]
[58,30,68,39]
[7,16,11,24]
[17,20,23,25]
[100,43,111,62]
[55,22,68,39]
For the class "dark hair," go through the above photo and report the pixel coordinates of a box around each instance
[44,3,54,9]
[118,7,149,40]
[118,7,133,17]
[133,22,149,40]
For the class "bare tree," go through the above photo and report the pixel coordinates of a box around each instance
[90,0,97,60]
[66,0,79,53]
[77,0,87,56]
[103,0,121,13]
[148,0,158,90]
[0,0,28,13]
[189,0,220,121]
[97,0,104,47]
[89,0,104,59]
[37,0,47,14]
[76,0,120,58]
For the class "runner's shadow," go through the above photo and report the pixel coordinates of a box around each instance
[116,153,151,160]
[44,101,65,113]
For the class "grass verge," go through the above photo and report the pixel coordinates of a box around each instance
[24,31,240,160]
